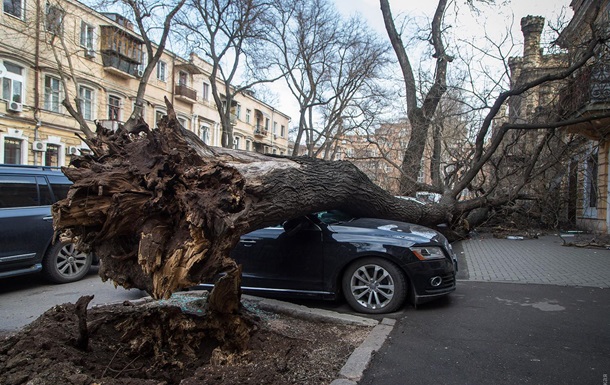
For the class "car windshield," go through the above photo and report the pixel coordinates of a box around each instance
[315,210,354,225]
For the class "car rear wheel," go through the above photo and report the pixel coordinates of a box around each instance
[42,241,92,283]
[342,258,407,314]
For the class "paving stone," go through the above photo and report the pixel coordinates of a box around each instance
[460,235,610,288]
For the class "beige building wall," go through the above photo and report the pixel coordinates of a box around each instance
[0,0,290,167]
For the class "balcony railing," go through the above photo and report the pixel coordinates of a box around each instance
[559,61,610,118]
[174,84,197,102]
[254,125,268,136]
[101,51,140,77]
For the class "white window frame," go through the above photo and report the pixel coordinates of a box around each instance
[1,60,25,104]
[43,137,66,167]
[79,85,94,120]
[157,61,167,82]
[246,109,251,124]
[233,136,240,150]
[107,94,121,121]
[155,108,167,128]
[0,129,28,165]
[200,125,210,144]
[3,0,25,19]
[80,21,96,52]
[44,75,61,113]
[45,3,64,35]
[202,82,210,101]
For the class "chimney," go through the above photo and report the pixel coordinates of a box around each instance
[521,16,545,67]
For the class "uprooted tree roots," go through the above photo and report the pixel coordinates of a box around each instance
[53,98,447,351]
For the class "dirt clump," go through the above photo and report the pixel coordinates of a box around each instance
[0,297,371,385]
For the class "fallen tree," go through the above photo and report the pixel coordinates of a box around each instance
[52,99,446,349]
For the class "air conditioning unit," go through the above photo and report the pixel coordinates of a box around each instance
[136,69,144,77]
[32,141,47,152]
[85,49,96,58]
[67,146,78,155]
[8,101,22,112]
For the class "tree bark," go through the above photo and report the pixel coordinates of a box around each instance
[52,99,451,348]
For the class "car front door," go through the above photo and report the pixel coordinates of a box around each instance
[231,217,326,292]
[0,174,54,275]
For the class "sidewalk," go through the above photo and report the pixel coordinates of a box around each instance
[456,234,610,288]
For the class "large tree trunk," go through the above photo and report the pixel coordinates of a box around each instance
[52,100,450,348]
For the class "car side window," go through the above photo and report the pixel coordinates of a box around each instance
[37,176,54,206]
[47,175,71,202]
[0,175,40,208]
[316,210,353,224]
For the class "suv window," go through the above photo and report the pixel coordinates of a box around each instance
[48,175,71,202]
[0,175,40,208]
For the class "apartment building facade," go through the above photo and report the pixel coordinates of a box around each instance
[0,0,290,167]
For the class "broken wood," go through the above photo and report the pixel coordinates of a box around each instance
[74,294,94,351]
[52,98,449,349]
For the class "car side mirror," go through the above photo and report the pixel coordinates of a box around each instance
[283,217,306,236]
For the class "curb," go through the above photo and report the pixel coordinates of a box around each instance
[331,318,396,384]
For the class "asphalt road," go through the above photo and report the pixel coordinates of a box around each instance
[0,267,146,332]
[359,281,610,385]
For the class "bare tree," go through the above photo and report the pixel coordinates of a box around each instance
[175,0,278,148]
[266,0,391,157]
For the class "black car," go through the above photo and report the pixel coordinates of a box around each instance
[0,165,95,283]
[204,210,457,314]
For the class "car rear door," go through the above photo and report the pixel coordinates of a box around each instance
[231,220,326,292]
[0,174,54,274]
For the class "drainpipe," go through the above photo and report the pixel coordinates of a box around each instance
[33,0,42,165]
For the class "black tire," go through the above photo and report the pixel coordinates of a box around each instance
[42,241,92,283]
[342,257,407,314]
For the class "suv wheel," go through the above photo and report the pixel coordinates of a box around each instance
[342,258,407,314]
[42,241,92,283]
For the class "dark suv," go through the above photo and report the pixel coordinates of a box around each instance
[0,165,95,283]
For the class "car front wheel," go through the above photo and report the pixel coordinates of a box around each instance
[42,241,92,283]
[342,258,407,314]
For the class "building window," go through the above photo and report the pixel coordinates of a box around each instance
[273,148,277,155]
[3,0,24,19]
[265,118,269,131]
[44,75,61,112]
[79,86,93,120]
[1,61,24,104]
[202,82,209,101]
[233,136,240,150]
[45,4,64,35]
[281,125,285,137]
[200,125,210,144]
[80,21,95,51]
[155,109,166,128]
[45,144,61,167]
[3,137,23,164]
[273,121,277,135]
[157,61,167,81]
[108,95,121,121]
[178,117,188,129]
[585,150,599,211]
[178,71,187,86]
[246,140,251,151]
[246,109,251,124]
[236,104,241,119]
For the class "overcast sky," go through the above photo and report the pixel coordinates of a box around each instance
[275,0,573,125]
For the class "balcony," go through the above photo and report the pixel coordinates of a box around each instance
[174,84,197,103]
[101,51,139,78]
[558,61,610,139]
[254,125,268,137]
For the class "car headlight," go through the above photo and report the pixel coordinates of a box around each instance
[411,246,446,260]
